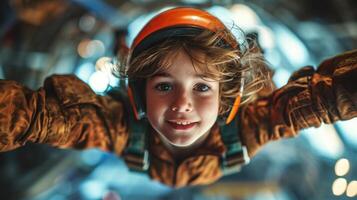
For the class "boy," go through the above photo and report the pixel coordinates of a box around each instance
[0,7,356,187]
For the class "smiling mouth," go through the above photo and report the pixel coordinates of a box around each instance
[167,121,198,130]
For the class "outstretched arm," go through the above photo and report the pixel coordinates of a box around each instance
[240,49,357,156]
[0,75,128,154]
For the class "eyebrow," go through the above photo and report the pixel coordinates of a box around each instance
[152,71,210,79]
[152,72,171,78]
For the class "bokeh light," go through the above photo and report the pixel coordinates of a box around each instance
[88,71,110,92]
[332,178,347,196]
[346,180,357,197]
[335,158,350,176]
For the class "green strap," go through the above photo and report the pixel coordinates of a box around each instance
[219,113,250,175]
[106,79,150,173]
[124,114,149,172]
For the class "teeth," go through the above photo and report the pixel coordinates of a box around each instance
[173,121,192,125]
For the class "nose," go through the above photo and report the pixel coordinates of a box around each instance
[171,90,193,113]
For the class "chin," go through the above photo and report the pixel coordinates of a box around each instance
[168,136,196,147]
[170,141,192,147]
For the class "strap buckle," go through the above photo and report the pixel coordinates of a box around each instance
[124,149,149,172]
[222,143,250,175]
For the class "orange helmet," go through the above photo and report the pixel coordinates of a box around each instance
[128,7,243,124]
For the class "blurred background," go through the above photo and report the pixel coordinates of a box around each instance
[0,0,356,199]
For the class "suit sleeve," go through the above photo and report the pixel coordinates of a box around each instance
[0,75,129,155]
[240,49,357,156]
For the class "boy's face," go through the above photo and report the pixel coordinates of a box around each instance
[146,50,220,147]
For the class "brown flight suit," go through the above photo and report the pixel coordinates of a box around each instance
[0,49,356,187]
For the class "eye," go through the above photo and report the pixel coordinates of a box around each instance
[194,83,210,92]
[155,83,173,91]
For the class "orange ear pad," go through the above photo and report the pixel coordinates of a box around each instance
[129,7,243,123]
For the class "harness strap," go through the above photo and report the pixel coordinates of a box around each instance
[219,113,250,175]
[107,79,150,172]
[124,116,149,172]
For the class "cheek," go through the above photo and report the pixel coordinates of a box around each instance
[195,95,220,119]
[145,90,167,121]
[146,92,158,117]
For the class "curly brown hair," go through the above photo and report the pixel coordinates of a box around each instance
[119,27,273,115]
